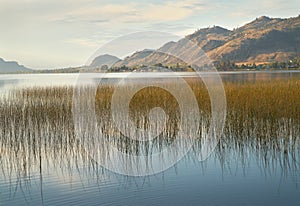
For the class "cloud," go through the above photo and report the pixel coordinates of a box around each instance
[50,0,208,24]
[136,2,193,21]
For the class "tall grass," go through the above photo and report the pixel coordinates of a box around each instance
[0,77,299,191]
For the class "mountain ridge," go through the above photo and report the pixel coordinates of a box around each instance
[1,15,300,73]
[110,15,300,68]
[0,58,31,73]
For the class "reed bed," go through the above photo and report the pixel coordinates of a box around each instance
[0,77,299,188]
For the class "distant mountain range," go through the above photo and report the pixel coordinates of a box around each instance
[91,15,300,69]
[0,58,31,73]
[1,15,300,73]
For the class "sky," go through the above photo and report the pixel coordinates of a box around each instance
[0,0,299,69]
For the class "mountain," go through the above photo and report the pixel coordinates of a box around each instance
[0,58,31,73]
[203,15,300,63]
[89,54,121,69]
[114,49,154,67]
[109,15,300,67]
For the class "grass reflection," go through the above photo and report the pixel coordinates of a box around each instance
[0,77,299,199]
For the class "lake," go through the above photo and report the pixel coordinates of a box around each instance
[0,71,299,206]
[1,70,300,89]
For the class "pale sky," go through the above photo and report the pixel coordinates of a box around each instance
[0,0,299,69]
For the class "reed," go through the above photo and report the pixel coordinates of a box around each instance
[0,77,299,186]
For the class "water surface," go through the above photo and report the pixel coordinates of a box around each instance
[0,71,299,206]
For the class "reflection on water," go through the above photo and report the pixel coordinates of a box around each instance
[0,70,300,90]
[0,72,300,205]
[221,70,300,83]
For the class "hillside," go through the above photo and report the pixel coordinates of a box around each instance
[90,54,121,69]
[110,15,300,68]
[2,15,299,73]
[204,15,300,63]
[0,58,31,73]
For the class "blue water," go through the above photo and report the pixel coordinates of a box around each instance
[1,149,299,206]
[0,71,299,206]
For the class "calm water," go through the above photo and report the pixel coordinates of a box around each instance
[1,70,300,89]
[0,71,300,206]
